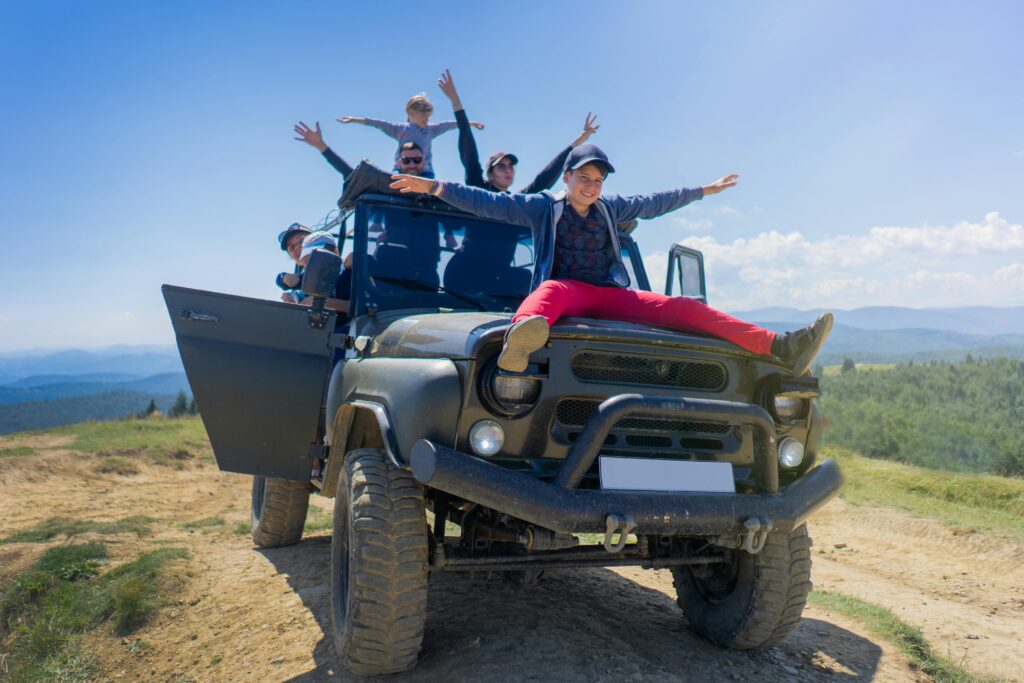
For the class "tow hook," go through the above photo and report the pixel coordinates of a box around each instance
[603,514,637,553]
[712,517,774,555]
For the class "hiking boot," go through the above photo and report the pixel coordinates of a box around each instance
[771,312,834,375]
[497,315,550,372]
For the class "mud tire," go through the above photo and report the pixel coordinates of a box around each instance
[331,448,429,676]
[672,524,813,649]
[250,475,310,548]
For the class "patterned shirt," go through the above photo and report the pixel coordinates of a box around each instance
[551,203,615,284]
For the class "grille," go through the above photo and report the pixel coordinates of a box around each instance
[571,352,726,390]
[555,398,732,434]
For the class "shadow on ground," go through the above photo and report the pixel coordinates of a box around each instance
[258,535,881,682]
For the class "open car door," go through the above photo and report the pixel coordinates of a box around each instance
[163,285,337,481]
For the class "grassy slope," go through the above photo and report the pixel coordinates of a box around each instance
[824,445,1024,542]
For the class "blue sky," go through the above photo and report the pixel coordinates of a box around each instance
[1,1,1022,351]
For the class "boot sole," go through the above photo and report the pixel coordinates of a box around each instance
[788,313,834,376]
[498,316,550,373]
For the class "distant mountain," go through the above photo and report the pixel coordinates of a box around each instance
[0,347,183,382]
[0,391,179,435]
[733,305,1024,335]
[4,372,142,388]
[752,322,1024,364]
[0,373,190,405]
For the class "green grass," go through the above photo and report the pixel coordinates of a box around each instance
[303,506,333,533]
[182,516,226,532]
[828,445,1024,542]
[0,543,188,682]
[233,521,252,536]
[0,516,156,545]
[0,446,35,458]
[809,590,995,682]
[95,455,141,476]
[52,416,213,465]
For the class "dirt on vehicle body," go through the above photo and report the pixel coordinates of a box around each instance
[164,165,843,676]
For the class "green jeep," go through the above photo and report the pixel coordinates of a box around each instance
[163,169,842,676]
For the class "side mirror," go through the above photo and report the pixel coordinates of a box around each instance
[665,244,707,303]
[302,249,342,299]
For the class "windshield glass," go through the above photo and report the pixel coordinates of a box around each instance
[355,202,535,313]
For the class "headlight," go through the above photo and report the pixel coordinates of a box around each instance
[778,437,805,469]
[469,420,505,456]
[773,395,805,420]
[480,358,541,418]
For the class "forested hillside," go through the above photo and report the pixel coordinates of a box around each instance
[819,357,1024,476]
[0,391,178,434]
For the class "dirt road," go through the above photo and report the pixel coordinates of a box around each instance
[2,435,1021,682]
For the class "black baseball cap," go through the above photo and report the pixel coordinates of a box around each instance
[278,223,312,250]
[487,151,519,169]
[563,144,615,174]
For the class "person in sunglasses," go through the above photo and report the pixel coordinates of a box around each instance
[338,92,483,178]
[389,144,833,376]
[437,69,598,195]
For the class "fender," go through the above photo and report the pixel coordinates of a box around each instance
[326,357,463,466]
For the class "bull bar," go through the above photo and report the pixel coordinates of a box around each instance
[410,394,843,537]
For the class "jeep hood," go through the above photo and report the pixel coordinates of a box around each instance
[363,311,768,363]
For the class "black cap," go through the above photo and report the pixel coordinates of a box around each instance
[278,223,312,250]
[563,144,615,174]
[487,151,519,169]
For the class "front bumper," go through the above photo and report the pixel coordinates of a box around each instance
[410,394,843,537]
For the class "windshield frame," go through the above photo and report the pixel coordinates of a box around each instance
[350,194,535,317]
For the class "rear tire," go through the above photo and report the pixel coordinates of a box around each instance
[250,476,310,548]
[671,524,813,649]
[331,448,429,676]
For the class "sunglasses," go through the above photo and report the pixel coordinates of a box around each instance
[492,162,515,171]
[399,156,423,164]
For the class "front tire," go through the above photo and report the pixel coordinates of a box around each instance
[672,525,813,649]
[330,448,429,676]
[250,476,310,548]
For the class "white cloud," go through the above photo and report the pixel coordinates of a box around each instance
[643,212,1024,309]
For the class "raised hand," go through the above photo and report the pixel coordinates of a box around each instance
[469,121,485,130]
[337,116,357,124]
[702,174,739,196]
[573,112,600,146]
[389,174,436,194]
[293,121,327,152]
[438,69,458,100]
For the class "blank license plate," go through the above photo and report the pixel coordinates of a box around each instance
[599,456,735,493]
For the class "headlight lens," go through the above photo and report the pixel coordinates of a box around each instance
[469,420,505,456]
[480,358,541,418]
[773,395,805,420]
[778,437,805,469]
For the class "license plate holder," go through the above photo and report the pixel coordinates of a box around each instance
[599,456,735,493]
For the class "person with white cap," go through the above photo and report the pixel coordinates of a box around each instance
[289,231,352,315]
[390,144,832,376]
[276,222,313,302]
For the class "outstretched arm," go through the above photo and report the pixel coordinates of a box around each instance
[519,112,601,194]
[338,116,403,140]
[294,121,353,178]
[390,175,549,226]
[606,174,737,223]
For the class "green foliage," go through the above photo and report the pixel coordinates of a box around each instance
[0,446,34,458]
[0,543,189,681]
[144,398,158,416]
[809,590,992,682]
[828,446,1024,542]
[168,390,189,418]
[820,357,1024,476]
[233,521,252,536]
[303,506,333,533]
[50,415,212,465]
[95,455,141,475]
[0,391,180,435]
[1,516,155,545]
[840,357,857,373]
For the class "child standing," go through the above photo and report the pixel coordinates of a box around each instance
[338,92,484,178]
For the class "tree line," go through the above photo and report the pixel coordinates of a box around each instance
[818,356,1024,477]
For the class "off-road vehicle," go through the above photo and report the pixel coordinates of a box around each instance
[164,165,843,676]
